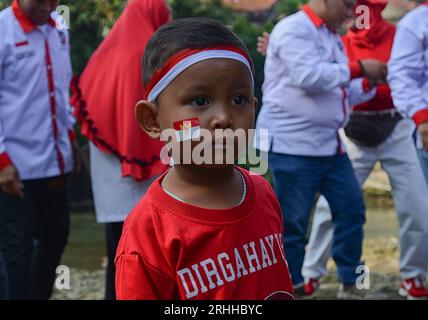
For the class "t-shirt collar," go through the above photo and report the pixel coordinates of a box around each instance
[149,166,255,225]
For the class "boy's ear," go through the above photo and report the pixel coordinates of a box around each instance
[135,100,161,139]
[253,97,259,111]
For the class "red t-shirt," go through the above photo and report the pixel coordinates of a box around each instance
[115,167,294,300]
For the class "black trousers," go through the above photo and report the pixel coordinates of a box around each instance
[0,176,70,300]
[105,222,123,300]
[0,247,7,300]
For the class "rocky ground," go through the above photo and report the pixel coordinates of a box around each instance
[315,238,402,300]
[52,269,105,300]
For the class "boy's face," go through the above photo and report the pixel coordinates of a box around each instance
[137,58,257,168]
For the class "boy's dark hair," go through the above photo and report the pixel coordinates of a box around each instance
[142,18,254,86]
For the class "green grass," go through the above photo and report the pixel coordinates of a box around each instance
[60,212,105,270]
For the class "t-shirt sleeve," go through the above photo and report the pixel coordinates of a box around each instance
[115,253,177,300]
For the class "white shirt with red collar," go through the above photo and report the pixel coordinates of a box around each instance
[0,0,75,180]
[388,3,428,146]
[255,5,376,156]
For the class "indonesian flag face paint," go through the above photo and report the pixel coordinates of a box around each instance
[145,45,254,103]
[173,118,201,142]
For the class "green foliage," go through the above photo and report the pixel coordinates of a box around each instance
[0,0,9,10]
[66,0,125,73]
[170,0,233,23]
[276,0,308,18]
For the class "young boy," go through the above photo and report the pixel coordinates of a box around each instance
[115,18,294,300]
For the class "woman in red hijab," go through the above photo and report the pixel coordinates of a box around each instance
[71,0,171,299]
[303,0,428,300]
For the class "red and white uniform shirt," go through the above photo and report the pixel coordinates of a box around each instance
[0,0,74,179]
[255,5,376,157]
[388,4,428,129]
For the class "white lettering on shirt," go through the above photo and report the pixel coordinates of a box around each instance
[177,233,286,299]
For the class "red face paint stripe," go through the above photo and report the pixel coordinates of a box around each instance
[173,118,200,131]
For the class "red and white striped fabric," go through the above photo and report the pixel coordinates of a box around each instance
[145,46,254,102]
[173,118,201,142]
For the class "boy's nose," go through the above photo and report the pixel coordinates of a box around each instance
[209,107,233,130]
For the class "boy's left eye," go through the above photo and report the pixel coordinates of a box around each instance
[232,96,246,105]
[190,97,209,107]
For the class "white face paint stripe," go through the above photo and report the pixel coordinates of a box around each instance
[147,50,254,102]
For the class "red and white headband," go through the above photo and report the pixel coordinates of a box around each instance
[145,46,254,102]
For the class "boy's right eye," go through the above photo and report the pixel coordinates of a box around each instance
[190,97,209,107]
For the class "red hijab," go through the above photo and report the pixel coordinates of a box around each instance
[72,0,171,181]
[343,0,396,111]
[345,0,395,56]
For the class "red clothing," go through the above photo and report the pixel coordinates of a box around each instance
[115,167,294,300]
[71,0,171,181]
[343,0,396,112]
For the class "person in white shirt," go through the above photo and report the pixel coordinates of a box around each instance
[255,0,386,298]
[388,2,428,186]
[388,1,428,297]
[388,3,428,150]
[0,0,79,299]
[302,0,428,300]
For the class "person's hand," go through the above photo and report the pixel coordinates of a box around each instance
[0,165,24,198]
[360,59,388,83]
[257,32,270,57]
[71,140,81,176]
[367,77,387,89]
[418,121,428,151]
